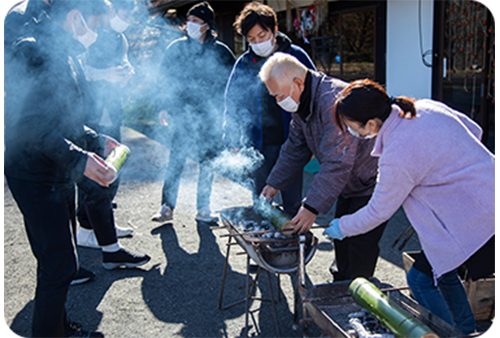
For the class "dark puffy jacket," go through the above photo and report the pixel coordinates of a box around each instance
[85,27,130,125]
[266,71,379,213]
[4,13,103,185]
[156,35,235,135]
[223,32,316,150]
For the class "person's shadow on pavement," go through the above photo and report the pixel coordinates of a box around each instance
[9,248,150,337]
[144,218,307,337]
[144,221,250,337]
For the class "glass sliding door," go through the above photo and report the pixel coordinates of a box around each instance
[434,0,495,151]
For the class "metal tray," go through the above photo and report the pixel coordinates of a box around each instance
[303,279,463,338]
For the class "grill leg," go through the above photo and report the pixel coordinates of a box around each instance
[277,274,282,302]
[249,266,261,298]
[266,270,281,337]
[244,255,251,337]
[293,274,299,328]
[218,236,233,310]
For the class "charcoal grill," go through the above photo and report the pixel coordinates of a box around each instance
[214,206,318,336]
[301,278,464,337]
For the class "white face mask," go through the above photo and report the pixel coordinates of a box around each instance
[186,21,207,42]
[250,34,275,57]
[277,82,299,113]
[110,14,129,33]
[72,14,97,48]
[347,125,374,139]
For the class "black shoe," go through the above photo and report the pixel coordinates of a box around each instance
[102,248,151,270]
[70,267,95,286]
[66,321,104,337]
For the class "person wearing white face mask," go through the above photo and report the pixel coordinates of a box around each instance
[76,0,141,252]
[327,79,494,335]
[72,12,98,48]
[3,0,131,336]
[223,2,315,218]
[258,53,388,283]
[151,2,235,224]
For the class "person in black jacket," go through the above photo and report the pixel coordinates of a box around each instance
[4,1,139,336]
[151,2,235,224]
[4,0,95,285]
[75,0,136,249]
[223,2,316,217]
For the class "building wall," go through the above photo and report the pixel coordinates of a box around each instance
[386,0,434,99]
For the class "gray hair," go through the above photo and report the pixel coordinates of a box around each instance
[258,52,307,85]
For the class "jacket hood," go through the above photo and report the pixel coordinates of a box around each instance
[276,31,292,52]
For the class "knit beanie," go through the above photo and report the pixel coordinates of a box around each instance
[187,2,214,27]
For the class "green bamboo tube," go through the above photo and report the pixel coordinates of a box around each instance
[253,196,295,236]
[349,278,439,338]
[105,145,130,183]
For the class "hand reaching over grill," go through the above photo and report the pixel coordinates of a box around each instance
[260,185,279,202]
[292,206,317,234]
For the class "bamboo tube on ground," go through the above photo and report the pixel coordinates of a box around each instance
[349,278,439,338]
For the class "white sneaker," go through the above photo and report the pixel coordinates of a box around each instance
[77,228,100,249]
[151,204,173,222]
[195,208,219,223]
[116,226,133,238]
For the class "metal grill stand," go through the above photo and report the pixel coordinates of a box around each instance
[214,208,318,337]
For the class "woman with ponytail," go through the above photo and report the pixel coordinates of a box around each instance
[325,79,494,335]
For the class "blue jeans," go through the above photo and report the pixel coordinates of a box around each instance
[407,266,476,335]
[161,149,214,211]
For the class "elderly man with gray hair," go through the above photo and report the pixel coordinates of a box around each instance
[258,52,387,281]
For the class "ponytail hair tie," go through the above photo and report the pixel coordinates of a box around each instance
[389,96,396,105]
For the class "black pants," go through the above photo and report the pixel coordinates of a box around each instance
[253,144,302,217]
[76,177,118,246]
[6,176,78,337]
[78,116,121,246]
[330,195,387,281]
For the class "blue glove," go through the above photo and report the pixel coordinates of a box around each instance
[323,219,346,241]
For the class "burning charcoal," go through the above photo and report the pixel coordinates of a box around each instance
[348,310,369,319]
[260,220,272,230]
[274,232,284,238]
[240,220,258,231]
[262,232,274,239]
[349,318,369,337]
[346,329,356,337]
[349,317,396,338]
[364,322,377,332]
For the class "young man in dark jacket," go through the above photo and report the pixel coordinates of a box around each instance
[223,1,316,216]
[259,53,387,282]
[151,2,235,224]
[4,1,140,336]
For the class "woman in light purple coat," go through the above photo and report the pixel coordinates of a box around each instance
[325,79,494,335]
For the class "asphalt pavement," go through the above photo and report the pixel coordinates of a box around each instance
[3,127,491,337]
